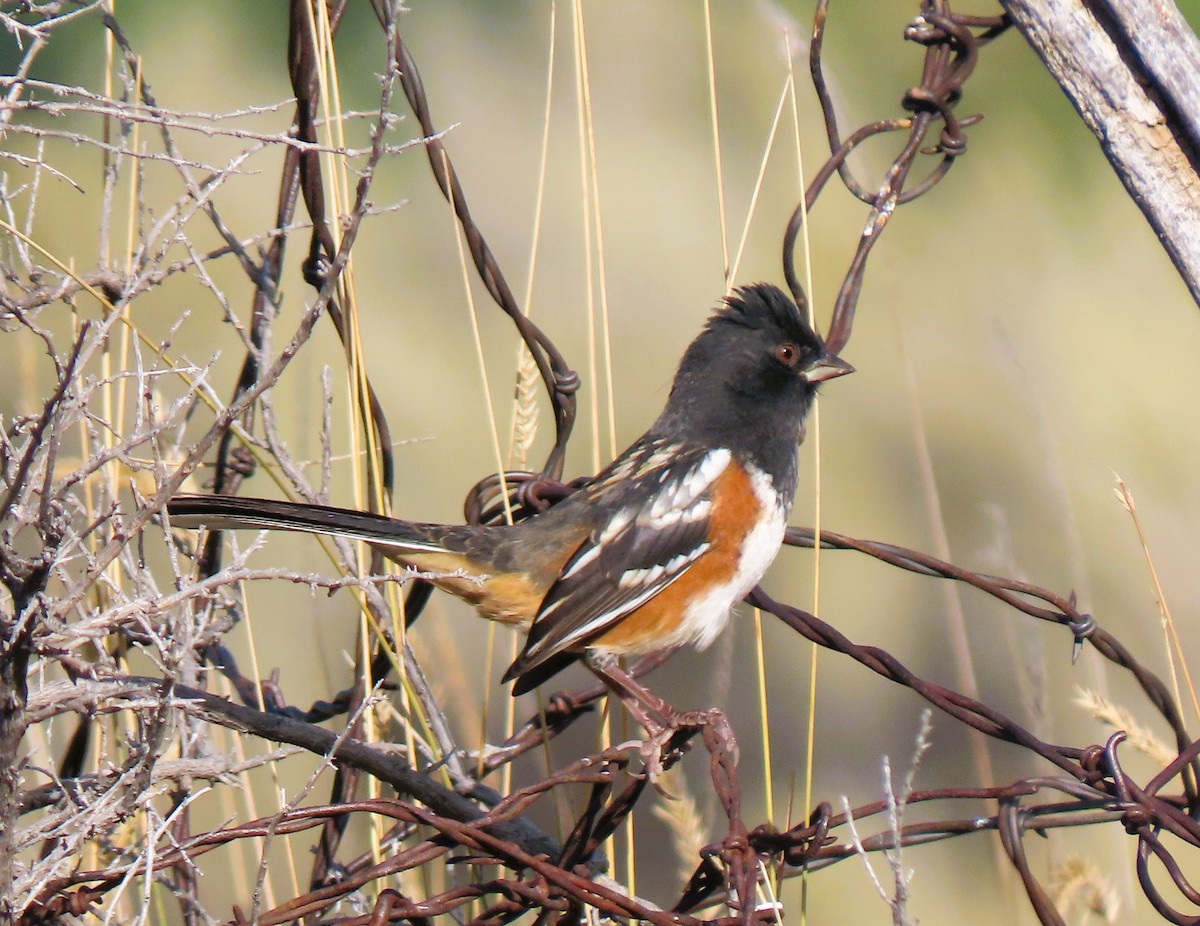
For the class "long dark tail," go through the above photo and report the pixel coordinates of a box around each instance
[166,494,457,555]
[168,494,581,690]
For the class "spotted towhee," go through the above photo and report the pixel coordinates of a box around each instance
[169,283,851,719]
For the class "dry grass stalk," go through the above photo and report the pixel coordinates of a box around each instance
[1075,688,1176,767]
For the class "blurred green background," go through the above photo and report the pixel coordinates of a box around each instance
[5,1,1200,922]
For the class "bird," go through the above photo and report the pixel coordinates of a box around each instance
[168,283,852,737]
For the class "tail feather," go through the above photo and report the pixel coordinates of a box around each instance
[166,494,451,554]
[169,493,580,691]
[505,649,580,695]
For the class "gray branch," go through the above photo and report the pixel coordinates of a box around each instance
[1001,0,1200,306]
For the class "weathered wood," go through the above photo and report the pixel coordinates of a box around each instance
[1001,0,1200,306]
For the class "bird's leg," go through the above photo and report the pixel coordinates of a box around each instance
[585,653,675,730]
[585,653,738,782]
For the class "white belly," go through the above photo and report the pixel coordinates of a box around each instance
[663,462,787,651]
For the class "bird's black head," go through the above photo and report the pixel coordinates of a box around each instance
[652,283,852,473]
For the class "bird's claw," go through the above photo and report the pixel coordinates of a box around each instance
[627,708,739,797]
[640,726,688,795]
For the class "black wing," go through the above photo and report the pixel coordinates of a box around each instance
[504,443,730,691]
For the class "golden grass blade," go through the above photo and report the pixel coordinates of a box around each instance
[569,0,627,883]
[570,0,601,474]
[703,0,731,281]
[443,147,518,781]
[727,74,790,291]
[753,606,776,824]
[1114,476,1200,725]
[572,0,617,463]
[507,0,558,472]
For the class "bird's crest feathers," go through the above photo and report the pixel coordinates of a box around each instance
[710,283,821,349]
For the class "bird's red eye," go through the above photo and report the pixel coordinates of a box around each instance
[774,343,800,367]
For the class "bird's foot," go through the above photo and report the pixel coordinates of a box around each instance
[634,707,739,792]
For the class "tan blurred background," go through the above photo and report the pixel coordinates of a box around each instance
[5,1,1200,921]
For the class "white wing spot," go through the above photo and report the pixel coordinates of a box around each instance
[697,448,731,485]
[616,543,709,591]
[644,443,681,471]
[597,508,633,545]
[642,450,728,528]
[561,543,601,579]
[641,497,712,530]
[619,562,664,589]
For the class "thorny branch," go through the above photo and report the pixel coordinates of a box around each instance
[3,2,1199,925]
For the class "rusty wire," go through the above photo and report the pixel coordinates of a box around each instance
[785,0,1009,352]
[9,0,1200,924]
[368,0,580,482]
[786,524,1200,796]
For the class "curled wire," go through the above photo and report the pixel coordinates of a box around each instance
[784,0,1009,352]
